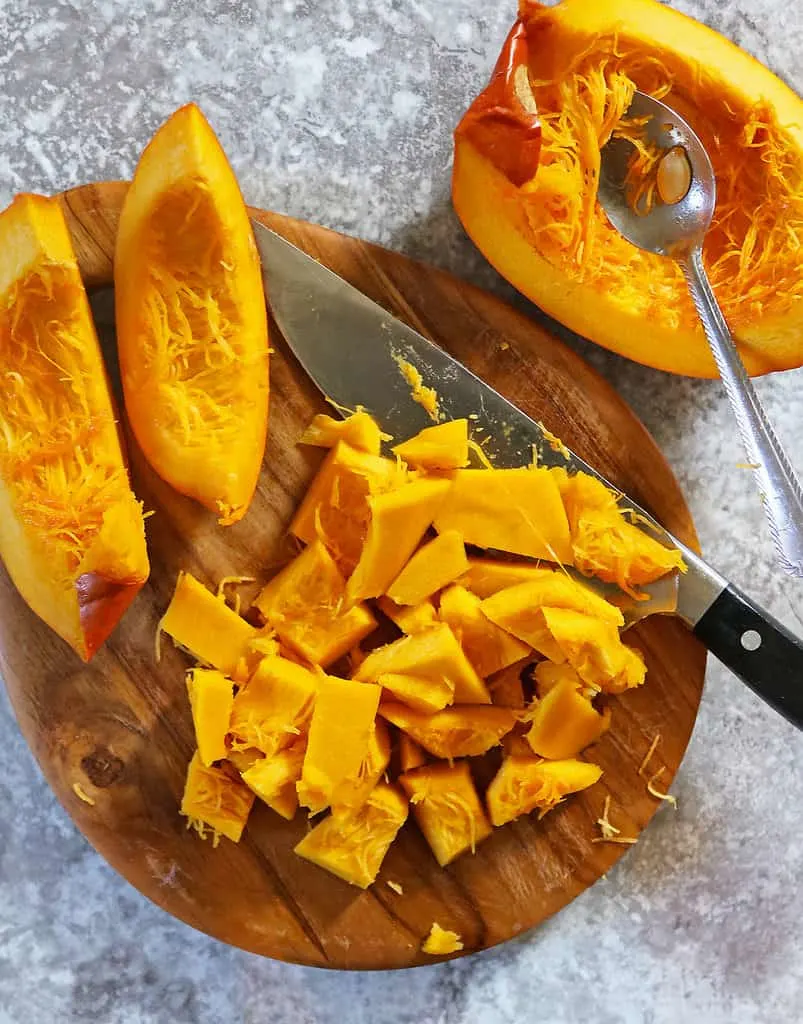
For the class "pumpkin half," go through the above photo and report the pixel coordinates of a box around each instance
[453,0,803,377]
[0,194,149,660]
[115,103,269,523]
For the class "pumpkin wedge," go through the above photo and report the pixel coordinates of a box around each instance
[115,103,269,523]
[453,0,803,377]
[0,194,149,660]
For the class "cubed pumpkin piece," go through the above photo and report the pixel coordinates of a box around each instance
[299,411,386,455]
[298,676,381,813]
[185,668,234,766]
[526,679,609,759]
[399,733,428,772]
[161,571,258,676]
[241,740,306,820]
[380,703,517,759]
[400,761,491,866]
[355,622,489,704]
[345,478,453,605]
[294,782,408,888]
[439,584,530,678]
[422,923,464,955]
[486,756,602,826]
[541,607,646,694]
[458,556,554,598]
[226,747,263,774]
[377,595,439,634]
[487,659,530,709]
[386,530,468,606]
[377,673,453,714]
[433,468,572,564]
[392,419,469,470]
[181,751,255,843]
[254,540,377,667]
[290,441,404,572]
[332,720,392,811]
[557,470,685,596]
[229,655,317,756]
[482,573,623,633]
[534,660,584,697]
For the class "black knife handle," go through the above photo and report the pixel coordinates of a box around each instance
[694,583,803,728]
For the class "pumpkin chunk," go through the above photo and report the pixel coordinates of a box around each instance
[294,782,408,888]
[290,441,403,573]
[229,655,317,756]
[534,660,585,697]
[439,584,530,678]
[422,923,464,955]
[433,468,572,563]
[487,659,530,709]
[355,622,490,704]
[399,733,428,772]
[254,540,376,667]
[298,676,381,813]
[377,673,453,714]
[181,751,255,843]
[299,411,386,455]
[556,470,685,596]
[185,668,234,766]
[160,571,258,676]
[486,756,602,826]
[526,679,609,759]
[376,595,439,634]
[482,572,623,632]
[0,194,149,660]
[345,478,453,605]
[392,419,470,470]
[400,761,492,865]
[541,607,646,693]
[386,530,468,606]
[241,741,306,820]
[332,720,392,812]
[457,556,553,598]
[115,104,269,525]
[380,704,517,759]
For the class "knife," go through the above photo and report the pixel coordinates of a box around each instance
[252,221,803,730]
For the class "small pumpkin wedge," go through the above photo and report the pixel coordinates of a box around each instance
[0,194,149,660]
[115,103,269,524]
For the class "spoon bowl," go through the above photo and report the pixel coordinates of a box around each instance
[598,91,716,258]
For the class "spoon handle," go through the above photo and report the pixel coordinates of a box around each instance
[682,248,803,577]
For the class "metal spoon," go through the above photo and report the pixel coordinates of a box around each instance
[598,90,803,578]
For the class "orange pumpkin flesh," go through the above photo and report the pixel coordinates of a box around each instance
[294,782,408,889]
[167,410,683,872]
[400,761,492,866]
[486,756,603,827]
[453,0,803,377]
[0,194,149,661]
[115,104,269,523]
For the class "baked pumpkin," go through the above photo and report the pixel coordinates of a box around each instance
[453,0,803,376]
[115,103,269,523]
[0,194,149,660]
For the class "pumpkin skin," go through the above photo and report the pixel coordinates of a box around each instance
[0,194,149,660]
[115,103,269,523]
[453,0,803,377]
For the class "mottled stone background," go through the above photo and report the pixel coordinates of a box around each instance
[1,1,802,1022]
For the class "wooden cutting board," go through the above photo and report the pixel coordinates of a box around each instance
[0,182,706,969]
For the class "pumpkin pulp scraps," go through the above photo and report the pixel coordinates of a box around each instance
[168,410,682,901]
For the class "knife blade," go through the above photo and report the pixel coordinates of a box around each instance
[253,219,803,729]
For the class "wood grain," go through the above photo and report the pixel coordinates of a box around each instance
[0,182,706,969]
